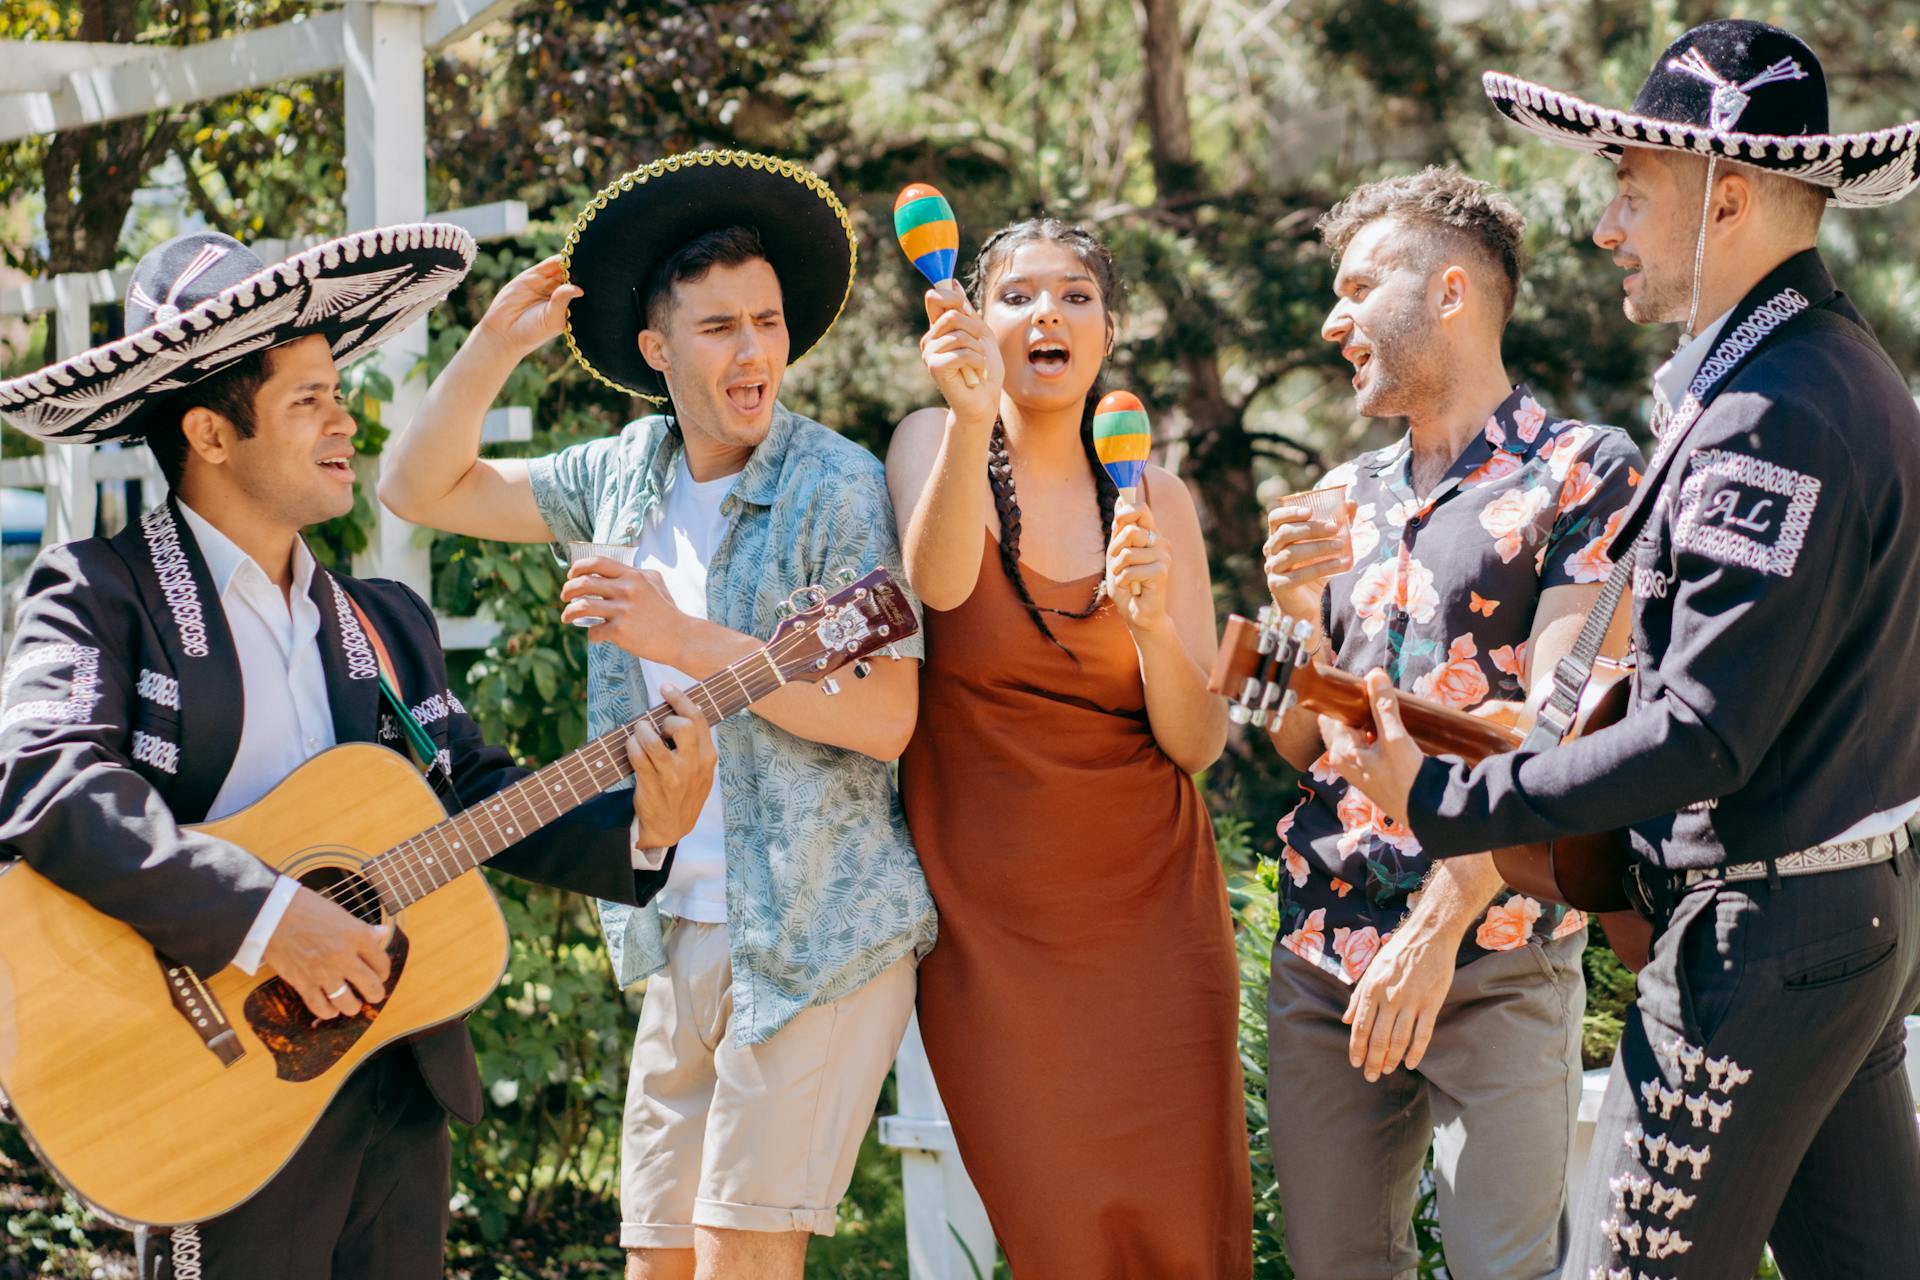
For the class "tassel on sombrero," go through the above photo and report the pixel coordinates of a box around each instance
[1484,19,1920,209]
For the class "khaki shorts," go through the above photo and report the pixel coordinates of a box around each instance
[619,919,917,1250]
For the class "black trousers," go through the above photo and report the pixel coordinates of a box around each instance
[1570,846,1920,1279]
[137,1048,451,1280]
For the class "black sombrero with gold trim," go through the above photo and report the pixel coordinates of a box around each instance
[561,150,857,403]
[0,224,476,444]
[1485,19,1920,209]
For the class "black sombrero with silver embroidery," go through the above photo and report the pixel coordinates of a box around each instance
[0,223,476,445]
[1484,19,1920,208]
[561,150,857,403]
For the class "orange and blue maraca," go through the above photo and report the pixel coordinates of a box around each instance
[895,182,980,389]
[894,182,960,285]
[1093,390,1151,501]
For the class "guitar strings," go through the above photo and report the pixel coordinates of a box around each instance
[300,622,848,923]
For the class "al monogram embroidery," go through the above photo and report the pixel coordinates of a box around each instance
[143,507,211,658]
[1673,448,1822,577]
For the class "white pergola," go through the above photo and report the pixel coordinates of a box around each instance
[0,6,992,1273]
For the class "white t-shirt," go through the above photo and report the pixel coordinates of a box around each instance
[638,457,737,922]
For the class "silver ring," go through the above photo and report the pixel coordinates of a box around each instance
[327,983,351,1000]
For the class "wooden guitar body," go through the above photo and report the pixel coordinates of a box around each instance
[0,568,918,1229]
[1212,613,1652,970]
[0,744,506,1229]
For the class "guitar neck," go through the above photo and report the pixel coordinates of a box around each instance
[1292,663,1522,765]
[363,647,785,911]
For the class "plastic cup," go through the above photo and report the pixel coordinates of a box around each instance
[565,541,634,628]
[1269,482,1353,576]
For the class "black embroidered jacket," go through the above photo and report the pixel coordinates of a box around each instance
[0,498,670,1121]
[1410,250,1920,870]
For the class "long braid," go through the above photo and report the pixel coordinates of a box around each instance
[970,218,1127,657]
[986,388,1113,658]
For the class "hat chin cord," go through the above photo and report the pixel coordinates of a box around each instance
[1685,153,1719,338]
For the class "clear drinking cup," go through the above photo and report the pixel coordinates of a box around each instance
[1268,482,1354,585]
[565,541,635,627]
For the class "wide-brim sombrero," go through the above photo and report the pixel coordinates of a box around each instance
[0,224,475,445]
[1484,19,1920,209]
[561,150,857,403]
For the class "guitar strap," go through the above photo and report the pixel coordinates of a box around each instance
[1519,288,1853,756]
[342,591,453,804]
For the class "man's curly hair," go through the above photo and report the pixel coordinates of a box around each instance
[1317,166,1528,321]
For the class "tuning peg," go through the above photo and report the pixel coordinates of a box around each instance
[1228,703,1252,726]
[853,660,872,679]
[821,678,841,696]
[832,565,858,586]
[882,644,901,660]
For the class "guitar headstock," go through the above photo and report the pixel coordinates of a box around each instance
[1208,607,1317,727]
[768,569,919,692]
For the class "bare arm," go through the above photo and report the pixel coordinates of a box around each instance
[1107,468,1227,773]
[377,256,573,542]
[886,282,1006,611]
[559,557,919,760]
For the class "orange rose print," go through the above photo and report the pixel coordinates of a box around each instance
[1567,509,1626,583]
[1555,460,1600,517]
[1310,751,1340,786]
[1331,878,1354,898]
[1349,505,1382,561]
[1412,634,1491,709]
[1349,549,1440,638]
[1551,909,1590,940]
[1543,425,1595,480]
[1283,907,1328,965]
[1283,847,1311,888]
[1483,413,1506,448]
[1463,450,1524,489]
[1490,641,1530,679]
[1474,896,1544,951]
[1512,395,1549,444]
[1479,486,1553,564]
[1333,925,1384,979]
[1336,787,1423,857]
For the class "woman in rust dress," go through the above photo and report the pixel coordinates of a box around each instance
[886,219,1252,1277]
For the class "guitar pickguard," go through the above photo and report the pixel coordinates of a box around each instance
[242,928,410,1082]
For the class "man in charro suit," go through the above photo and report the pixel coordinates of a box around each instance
[1322,20,1920,1278]
[0,224,716,1278]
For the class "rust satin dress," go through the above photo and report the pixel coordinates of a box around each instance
[900,532,1253,1278]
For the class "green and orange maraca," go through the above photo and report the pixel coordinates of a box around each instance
[894,181,980,389]
[1094,391,1153,597]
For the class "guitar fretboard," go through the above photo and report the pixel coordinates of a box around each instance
[361,647,787,911]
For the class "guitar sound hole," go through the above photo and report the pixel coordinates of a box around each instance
[297,865,384,925]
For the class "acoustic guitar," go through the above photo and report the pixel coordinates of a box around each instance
[1209,608,1652,970]
[0,570,915,1230]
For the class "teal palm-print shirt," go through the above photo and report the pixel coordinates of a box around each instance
[527,403,936,1044]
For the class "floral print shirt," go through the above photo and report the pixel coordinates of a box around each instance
[1277,384,1644,983]
[528,404,936,1044]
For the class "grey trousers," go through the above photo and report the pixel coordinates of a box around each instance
[1569,848,1920,1280]
[1266,930,1586,1280]
[136,1048,451,1280]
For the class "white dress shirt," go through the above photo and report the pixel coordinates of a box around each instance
[176,504,665,976]
[1650,319,1919,845]
[176,502,328,974]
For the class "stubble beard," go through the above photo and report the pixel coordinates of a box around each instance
[1354,308,1451,423]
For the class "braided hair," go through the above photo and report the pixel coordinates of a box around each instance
[969,219,1126,656]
